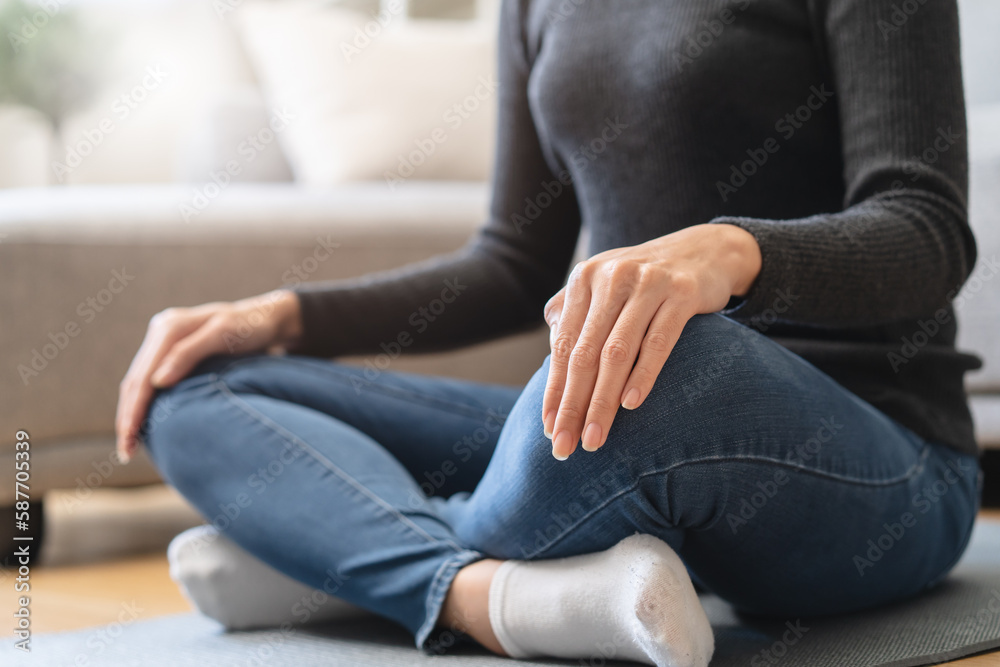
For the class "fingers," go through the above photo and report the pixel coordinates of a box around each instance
[151,319,229,387]
[116,381,155,463]
[549,285,628,460]
[543,260,694,460]
[579,293,663,452]
[115,309,206,462]
[542,277,588,441]
[544,289,564,353]
[620,303,688,411]
[116,321,174,461]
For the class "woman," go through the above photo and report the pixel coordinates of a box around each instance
[116,0,982,665]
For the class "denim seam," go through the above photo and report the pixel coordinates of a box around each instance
[204,354,265,376]
[224,355,506,423]
[416,549,485,650]
[211,375,469,553]
[523,447,931,560]
[686,446,929,534]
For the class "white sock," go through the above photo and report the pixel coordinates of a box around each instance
[168,525,370,630]
[488,533,714,667]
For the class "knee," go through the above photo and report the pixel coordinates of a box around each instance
[661,314,768,396]
[142,375,226,493]
[455,380,637,558]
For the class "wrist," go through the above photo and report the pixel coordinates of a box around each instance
[269,289,303,345]
[717,224,761,298]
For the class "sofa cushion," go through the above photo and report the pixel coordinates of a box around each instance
[55,0,257,185]
[233,1,497,186]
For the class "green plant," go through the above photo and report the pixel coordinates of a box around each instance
[0,0,101,127]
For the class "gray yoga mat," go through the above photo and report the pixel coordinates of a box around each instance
[5,520,1000,667]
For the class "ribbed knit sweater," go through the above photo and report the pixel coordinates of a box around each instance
[293,0,981,455]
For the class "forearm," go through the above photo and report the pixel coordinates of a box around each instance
[286,243,554,358]
[712,188,975,327]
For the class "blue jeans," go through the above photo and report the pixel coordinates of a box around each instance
[143,314,981,650]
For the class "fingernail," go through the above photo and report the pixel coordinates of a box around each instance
[544,426,553,439]
[552,430,572,460]
[622,388,641,410]
[542,410,554,439]
[582,423,601,451]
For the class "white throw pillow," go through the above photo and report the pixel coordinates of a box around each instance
[177,85,295,184]
[55,0,257,185]
[233,1,497,187]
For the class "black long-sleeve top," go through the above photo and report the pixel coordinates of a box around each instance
[292,0,982,455]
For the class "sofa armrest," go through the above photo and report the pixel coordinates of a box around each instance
[0,182,549,502]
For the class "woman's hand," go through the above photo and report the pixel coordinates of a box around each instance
[543,223,761,459]
[115,290,303,463]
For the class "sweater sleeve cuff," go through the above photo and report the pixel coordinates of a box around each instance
[708,216,795,321]
[285,284,349,358]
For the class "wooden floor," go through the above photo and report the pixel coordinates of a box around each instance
[3,510,1000,665]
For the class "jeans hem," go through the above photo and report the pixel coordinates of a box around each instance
[415,549,485,650]
[924,452,982,590]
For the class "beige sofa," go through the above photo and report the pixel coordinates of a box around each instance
[0,182,550,507]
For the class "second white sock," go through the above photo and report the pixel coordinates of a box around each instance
[487,533,714,667]
[168,525,370,630]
